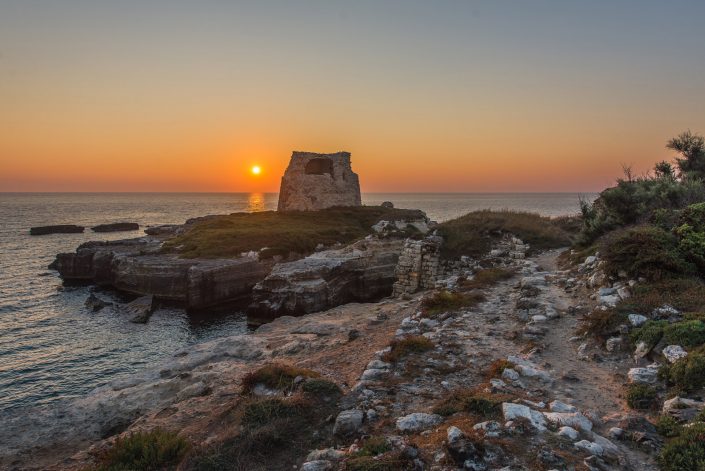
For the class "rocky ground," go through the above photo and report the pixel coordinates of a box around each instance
[2,242,667,470]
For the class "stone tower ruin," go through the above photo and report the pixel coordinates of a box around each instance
[277,151,362,211]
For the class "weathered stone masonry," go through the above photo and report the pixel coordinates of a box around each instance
[392,236,442,296]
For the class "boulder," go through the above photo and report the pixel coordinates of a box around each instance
[30,225,84,235]
[333,409,364,436]
[502,403,547,431]
[574,440,603,456]
[395,413,443,432]
[122,295,156,323]
[662,345,688,363]
[446,426,479,465]
[85,293,110,312]
[549,401,577,413]
[91,223,139,233]
[558,426,579,440]
[277,151,361,211]
[248,238,403,321]
[627,365,659,384]
[544,412,593,432]
[628,314,648,327]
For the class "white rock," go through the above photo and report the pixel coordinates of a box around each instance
[531,315,548,323]
[663,345,688,363]
[628,314,648,327]
[558,426,579,440]
[617,287,630,300]
[633,341,651,360]
[447,425,465,443]
[608,427,624,439]
[543,412,593,432]
[501,403,547,431]
[574,440,604,456]
[605,337,622,352]
[627,365,659,384]
[514,364,552,382]
[584,256,597,265]
[599,294,620,307]
[501,368,520,381]
[473,421,502,438]
[662,396,705,414]
[653,304,680,317]
[521,276,547,288]
[306,448,345,462]
[396,413,443,432]
[301,460,333,471]
[550,400,577,413]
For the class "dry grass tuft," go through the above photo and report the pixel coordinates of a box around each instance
[382,336,434,363]
[241,363,320,394]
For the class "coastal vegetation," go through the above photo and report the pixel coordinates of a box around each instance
[437,209,575,259]
[382,335,434,363]
[241,363,320,394]
[162,206,426,259]
[88,429,190,471]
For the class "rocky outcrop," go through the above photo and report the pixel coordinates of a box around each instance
[30,224,84,235]
[277,151,361,211]
[91,222,139,232]
[248,237,404,322]
[50,237,273,310]
[392,236,442,296]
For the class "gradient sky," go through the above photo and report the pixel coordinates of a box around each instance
[1,1,704,192]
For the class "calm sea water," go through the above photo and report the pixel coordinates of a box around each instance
[0,192,592,412]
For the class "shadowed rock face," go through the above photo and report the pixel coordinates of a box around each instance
[277,151,361,211]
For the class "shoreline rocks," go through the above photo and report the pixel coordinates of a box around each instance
[91,222,139,232]
[30,224,84,235]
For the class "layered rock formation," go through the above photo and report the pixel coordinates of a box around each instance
[248,237,404,322]
[50,237,272,310]
[277,151,361,211]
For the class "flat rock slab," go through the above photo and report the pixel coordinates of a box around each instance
[91,223,139,232]
[30,225,84,235]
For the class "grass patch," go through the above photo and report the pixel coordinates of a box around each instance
[301,378,342,398]
[241,363,319,394]
[485,359,515,379]
[382,336,434,363]
[163,206,426,259]
[625,383,658,410]
[187,394,335,471]
[436,210,573,259]
[344,451,415,471]
[577,309,627,339]
[658,422,705,471]
[89,429,190,471]
[421,290,484,317]
[432,388,510,418]
[461,267,516,289]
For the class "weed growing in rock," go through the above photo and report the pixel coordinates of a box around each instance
[485,359,515,379]
[355,435,392,457]
[382,336,434,363]
[421,290,484,317]
[344,451,415,471]
[89,429,190,471]
[433,388,510,418]
[461,267,516,289]
[630,320,668,349]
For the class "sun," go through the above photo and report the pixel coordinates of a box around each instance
[251,165,261,175]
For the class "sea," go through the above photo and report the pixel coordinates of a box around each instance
[0,192,594,413]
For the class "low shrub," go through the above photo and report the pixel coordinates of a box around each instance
[617,278,705,315]
[662,353,705,392]
[421,290,484,317]
[355,436,392,457]
[599,225,695,281]
[433,389,509,418]
[241,363,320,394]
[382,336,434,363]
[578,309,627,340]
[656,415,682,438]
[658,422,705,471]
[437,210,573,259]
[663,320,705,348]
[630,320,668,349]
[625,383,658,410]
[90,429,190,471]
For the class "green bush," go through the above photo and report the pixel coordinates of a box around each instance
[656,415,682,438]
[663,320,705,348]
[658,422,705,471]
[625,383,658,410]
[676,223,705,272]
[630,320,668,349]
[600,225,695,280]
[663,353,705,392]
[355,436,392,457]
[91,429,190,471]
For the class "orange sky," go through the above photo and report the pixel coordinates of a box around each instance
[1,2,704,193]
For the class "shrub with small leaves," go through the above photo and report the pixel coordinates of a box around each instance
[658,422,705,471]
[656,415,682,438]
[625,383,658,410]
[91,429,190,471]
[663,353,705,392]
